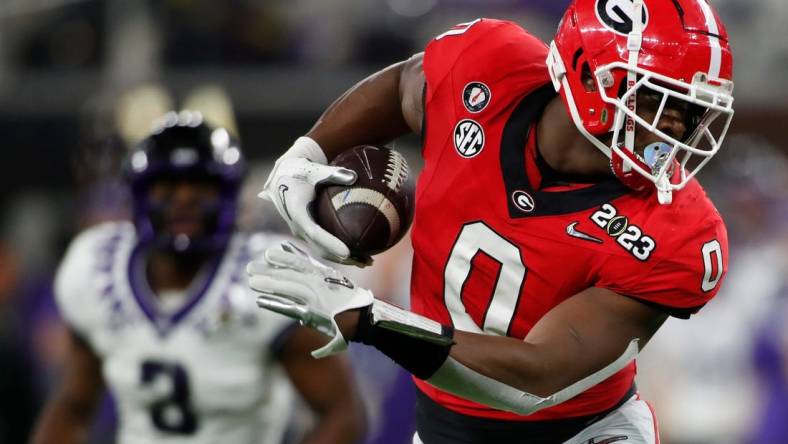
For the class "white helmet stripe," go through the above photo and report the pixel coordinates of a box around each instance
[697,0,722,79]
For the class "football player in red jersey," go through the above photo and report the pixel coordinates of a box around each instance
[248,0,734,443]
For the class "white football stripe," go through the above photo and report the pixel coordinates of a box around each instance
[697,0,722,79]
[331,188,401,238]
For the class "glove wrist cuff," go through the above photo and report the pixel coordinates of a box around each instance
[310,288,374,359]
[310,321,348,359]
[282,136,328,164]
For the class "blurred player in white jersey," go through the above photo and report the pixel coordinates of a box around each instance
[32,112,366,444]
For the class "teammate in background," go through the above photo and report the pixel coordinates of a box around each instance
[33,112,366,444]
[248,0,734,443]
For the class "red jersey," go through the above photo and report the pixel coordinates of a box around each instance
[411,19,728,421]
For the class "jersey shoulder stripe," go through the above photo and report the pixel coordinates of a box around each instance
[54,221,135,334]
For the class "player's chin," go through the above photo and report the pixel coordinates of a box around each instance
[164,221,205,238]
[633,137,664,155]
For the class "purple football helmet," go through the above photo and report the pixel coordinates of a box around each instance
[124,111,245,253]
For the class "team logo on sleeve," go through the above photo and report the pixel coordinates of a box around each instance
[454,119,485,158]
[595,0,649,35]
[590,203,656,261]
[462,82,491,113]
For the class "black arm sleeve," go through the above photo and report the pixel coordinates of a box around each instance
[352,305,455,380]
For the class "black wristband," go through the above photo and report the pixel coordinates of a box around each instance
[353,305,455,380]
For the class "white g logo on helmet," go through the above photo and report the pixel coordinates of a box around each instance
[595,0,649,35]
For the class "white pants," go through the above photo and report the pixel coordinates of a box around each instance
[413,395,659,444]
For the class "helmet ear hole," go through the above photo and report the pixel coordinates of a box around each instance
[580,63,596,92]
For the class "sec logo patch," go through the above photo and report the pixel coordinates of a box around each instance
[463,82,491,113]
[454,119,485,158]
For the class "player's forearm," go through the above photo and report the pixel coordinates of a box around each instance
[340,308,573,395]
[31,392,98,444]
[306,61,413,161]
[420,330,641,416]
[440,295,653,398]
[344,296,645,415]
[299,396,366,444]
[423,290,664,414]
[440,288,667,399]
[302,384,366,444]
[447,330,585,397]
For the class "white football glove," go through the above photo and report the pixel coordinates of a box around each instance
[247,241,374,358]
[260,137,371,266]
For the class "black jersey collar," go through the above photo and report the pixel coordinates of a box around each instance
[500,84,629,218]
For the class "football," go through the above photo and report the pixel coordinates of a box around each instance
[314,145,415,257]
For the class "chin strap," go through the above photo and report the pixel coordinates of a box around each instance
[656,178,673,204]
[622,0,645,174]
[643,142,675,204]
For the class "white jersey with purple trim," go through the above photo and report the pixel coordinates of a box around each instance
[55,221,296,444]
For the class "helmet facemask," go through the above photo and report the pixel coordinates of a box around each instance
[598,63,734,204]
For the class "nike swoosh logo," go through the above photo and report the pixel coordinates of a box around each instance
[278,184,292,221]
[588,435,628,444]
[566,222,603,244]
[324,276,354,289]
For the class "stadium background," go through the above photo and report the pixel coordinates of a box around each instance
[0,1,786,443]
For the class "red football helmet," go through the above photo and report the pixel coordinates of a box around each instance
[547,0,734,204]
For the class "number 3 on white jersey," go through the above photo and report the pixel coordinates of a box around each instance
[435,19,482,40]
[444,222,525,336]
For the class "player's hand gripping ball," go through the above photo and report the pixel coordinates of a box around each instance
[315,146,415,257]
